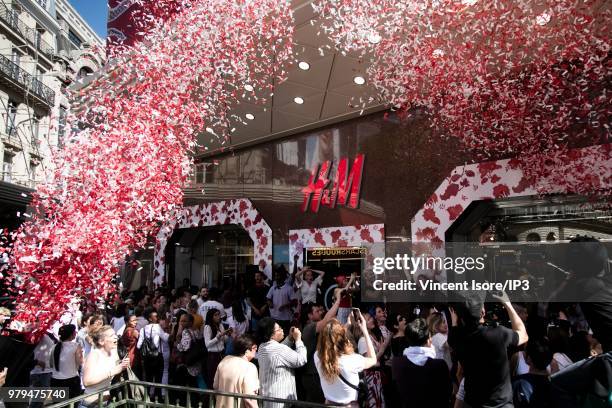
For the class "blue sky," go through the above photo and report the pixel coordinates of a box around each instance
[68,0,107,39]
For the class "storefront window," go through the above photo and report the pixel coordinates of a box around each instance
[169,225,254,289]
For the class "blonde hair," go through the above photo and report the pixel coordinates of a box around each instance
[427,312,445,335]
[316,319,354,382]
[89,325,114,348]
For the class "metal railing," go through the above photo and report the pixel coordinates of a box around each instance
[46,380,340,408]
[0,1,55,59]
[0,53,55,106]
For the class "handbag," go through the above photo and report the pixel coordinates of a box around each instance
[177,330,206,366]
[338,372,367,408]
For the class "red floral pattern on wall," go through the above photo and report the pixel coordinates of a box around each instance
[288,224,385,272]
[412,144,611,245]
[154,199,272,283]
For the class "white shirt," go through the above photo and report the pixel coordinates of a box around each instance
[198,300,226,320]
[267,282,295,321]
[137,324,169,351]
[227,317,249,337]
[110,317,126,335]
[314,352,365,404]
[135,317,148,331]
[51,341,80,380]
[203,324,227,353]
[296,275,323,304]
[431,332,452,369]
[31,333,56,375]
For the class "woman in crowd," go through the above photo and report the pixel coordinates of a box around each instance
[428,312,452,370]
[158,314,172,393]
[256,317,307,408]
[110,304,127,336]
[226,300,249,355]
[390,314,409,358]
[80,315,105,359]
[137,309,168,398]
[174,313,202,391]
[50,324,83,399]
[295,267,325,305]
[315,311,377,407]
[203,308,230,388]
[357,313,391,408]
[121,314,141,377]
[547,325,572,374]
[82,326,130,407]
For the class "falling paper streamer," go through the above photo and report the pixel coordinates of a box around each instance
[1,0,294,342]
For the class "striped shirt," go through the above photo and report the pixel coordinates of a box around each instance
[256,337,307,408]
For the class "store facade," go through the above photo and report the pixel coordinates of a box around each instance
[149,110,611,291]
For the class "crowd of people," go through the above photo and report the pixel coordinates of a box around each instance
[14,258,609,408]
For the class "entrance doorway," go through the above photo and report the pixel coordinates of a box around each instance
[167,225,254,289]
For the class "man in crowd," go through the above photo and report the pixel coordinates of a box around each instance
[392,318,452,408]
[449,291,528,408]
[214,335,260,408]
[266,266,295,335]
[512,339,553,408]
[256,317,306,408]
[198,287,226,320]
[248,271,269,331]
[197,286,209,309]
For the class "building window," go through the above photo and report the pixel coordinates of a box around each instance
[31,115,40,145]
[58,106,67,148]
[2,153,13,183]
[30,161,38,187]
[68,30,82,48]
[36,0,48,10]
[193,163,215,185]
[6,100,17,136]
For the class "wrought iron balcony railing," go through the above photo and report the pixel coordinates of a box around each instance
[0,1,55,59]
[0,53,55,106]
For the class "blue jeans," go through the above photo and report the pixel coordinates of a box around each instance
[29,372,51,408]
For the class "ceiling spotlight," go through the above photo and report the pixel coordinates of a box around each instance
[298,61,310,70]
[245,113,255,120]
[294,96,304,104]
[353,76,366,85]
[244,84,254,92]
[367,32,382,44]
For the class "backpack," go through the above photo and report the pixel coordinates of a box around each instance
[140,326,160,359]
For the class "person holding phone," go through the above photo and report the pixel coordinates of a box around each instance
[204,308,230,388]
[315,309,377,407]
[448,291,528,408]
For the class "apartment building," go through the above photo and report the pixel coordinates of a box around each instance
[0,0,104,230]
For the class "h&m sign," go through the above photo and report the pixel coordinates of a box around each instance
[301,154,365,213]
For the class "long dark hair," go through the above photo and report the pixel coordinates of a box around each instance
[205,308,221,337]
[232,301,246,324]
[53,324,76,370]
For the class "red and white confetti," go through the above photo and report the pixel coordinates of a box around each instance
[1,0,293,341]
[315,0,611,194]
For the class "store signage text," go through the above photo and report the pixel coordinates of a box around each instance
[301,154,365,213]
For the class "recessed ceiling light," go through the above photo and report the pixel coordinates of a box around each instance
[245,113,255,120]
[244,84,254,92]
[353,76,366,85]
[294,96,304,104]
[367,32,382,44]
[298,61,310,70]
